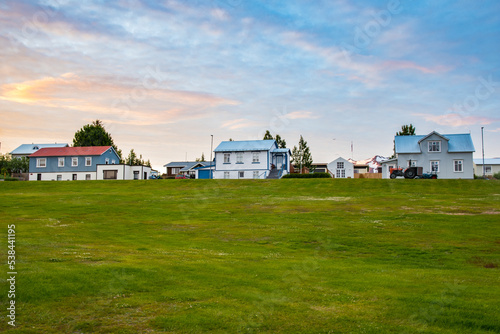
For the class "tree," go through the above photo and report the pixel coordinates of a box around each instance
[263,130,287,148]
[126,149,137,166]
[73,120,122,159]
[263,130,273,140]
[391,124,416,158]
[275,134,287,148]
[291,135,313,172]
[397,124,416,136]
[0,154,29,175]
[196,153,206,162]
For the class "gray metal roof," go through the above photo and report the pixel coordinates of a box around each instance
[10,143,68,155]
[474,158,500,165]
[395,133,475,153]
[163,161,209,169]
[214,140,277,152]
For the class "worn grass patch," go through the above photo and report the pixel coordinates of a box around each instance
[0,179,499,333]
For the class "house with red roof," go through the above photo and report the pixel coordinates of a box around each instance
[28,146,151,181]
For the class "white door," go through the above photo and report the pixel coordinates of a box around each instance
[276,155,283,169]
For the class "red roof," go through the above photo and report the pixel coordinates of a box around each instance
[29,146,113,157]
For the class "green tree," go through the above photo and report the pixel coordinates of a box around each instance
[291,135,313,172]
[275,134,287,148]
[10,157,29,173]
[397,124,416,136]
[263,130,273,140]
[73,120,122,159]
[391,124,416,158]
[196,153,206,162]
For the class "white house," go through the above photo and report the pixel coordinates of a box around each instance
[29,146,150,181]
[327,157,354,178]
[385,131,475,179]
[213,140,291,179]
[473,158,500,177]
[10,143,68,159]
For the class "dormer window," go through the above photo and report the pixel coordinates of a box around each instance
[428,141,441,152]
[33,146,39,150]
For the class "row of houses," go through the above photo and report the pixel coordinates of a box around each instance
[8,130,498,181]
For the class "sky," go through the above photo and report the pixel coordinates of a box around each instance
[1,0,500,171]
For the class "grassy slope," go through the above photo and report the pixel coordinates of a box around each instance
[0,179,499,333]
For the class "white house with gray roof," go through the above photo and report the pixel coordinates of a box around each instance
[473,158,500,177]
[384,131,475,179]
[213,140,291,179]
[10,143,68,159]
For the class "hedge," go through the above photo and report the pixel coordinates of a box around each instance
[282,172,331,179]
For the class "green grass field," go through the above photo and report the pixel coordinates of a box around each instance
[1,179,499,333]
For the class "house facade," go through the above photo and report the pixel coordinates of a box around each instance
[29,146,121,181]
[327,157,354,178]
[213,140,291,179]
[10,143,68,159]
[473,158,500,177]
[390,131,475,179]
[96,164,151,180]
[163,161,209,178]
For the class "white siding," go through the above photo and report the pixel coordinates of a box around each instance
[29,172,96,181]
[327,157,354,179]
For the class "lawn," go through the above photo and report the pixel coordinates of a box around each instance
[1,179,499,333]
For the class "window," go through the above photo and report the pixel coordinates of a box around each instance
[253,171,260,179]
[111,160,116,164]
[430,161,439,172]
[72,174,77,181]
[337,162,344,169]
[171,167,180,174]
[85,174,91,180]
[428,141,441,152]
[57,175,62,181]
[58,158,65,167]
[408,160,417,167]
[105,158,109,164]
[85,157,92,166]
[36,158,46,168]
[72,157,78,167]
[224,171,230,179]
[103,170,118,179]
[485,166,492,174]
[224,153,231,163]
[252,152,260,163]
[336,169,346,178]
[453,160,463,172]
[239,171,244,178]
[236,153,243,164]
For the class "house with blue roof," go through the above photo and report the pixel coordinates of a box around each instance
[10,143,69,158]
[213,140,291,179]
[381,131,475,179]
[473,158,500,177]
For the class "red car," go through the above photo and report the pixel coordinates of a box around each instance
[175,174,188,179]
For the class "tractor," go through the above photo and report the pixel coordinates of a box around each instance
[390,166,437,179]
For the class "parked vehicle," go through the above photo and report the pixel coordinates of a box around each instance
[390,166,437,179]
[175,174,188,179]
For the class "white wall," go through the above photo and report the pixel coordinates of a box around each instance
[29,172,96,181]
[327,157,354,178]
[96,165,151,180]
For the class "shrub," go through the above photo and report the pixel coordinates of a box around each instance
[493,172,500,180]
[282,172,331,179]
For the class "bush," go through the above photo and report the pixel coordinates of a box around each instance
[4,177,19,181]
[282,172,331,179]
[493,172,500,180]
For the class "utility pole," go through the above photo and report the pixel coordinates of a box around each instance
[210,135,214,179]
[481,127,485,178]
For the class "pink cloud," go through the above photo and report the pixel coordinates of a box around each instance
[285,111,319,120]
[414,113,499,127]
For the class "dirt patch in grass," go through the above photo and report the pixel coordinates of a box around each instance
[468,256,499,269]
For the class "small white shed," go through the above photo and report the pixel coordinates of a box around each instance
[327,157,354,178]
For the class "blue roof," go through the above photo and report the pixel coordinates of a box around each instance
[395,133,474,153]
[214,140,277,152]
[10,143,68,155]
[474,158,500,165]
[163,161,209,169]
[271,148,291,153]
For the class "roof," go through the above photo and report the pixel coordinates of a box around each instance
[163,161,209,168]
[474,158,500,165]
[271,148,291,153]
[30,146,114,157]
[180,162,207,172]
[214,140,277,152]
[395,132,475,153]
[10,143,68,155]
